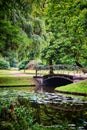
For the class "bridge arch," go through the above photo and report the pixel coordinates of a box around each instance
[43,74,73,87]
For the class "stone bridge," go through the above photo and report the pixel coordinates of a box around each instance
[34,64,87,87]
[42,74,73,87]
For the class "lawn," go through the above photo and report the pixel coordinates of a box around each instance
[0,70,36,87]
[55,79,87,94]
[0,76,36,86]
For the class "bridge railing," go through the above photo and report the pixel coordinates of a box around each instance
[35,64,83,76]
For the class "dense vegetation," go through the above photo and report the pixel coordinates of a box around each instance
[0,0,87,69]
[0,0,47,68]
[42,0,87,65]
[0,90,87,130]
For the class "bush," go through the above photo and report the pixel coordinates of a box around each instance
[0,58,10,70]
[18,61,28,70]
[0,122,14,130]
[6,51,18,68]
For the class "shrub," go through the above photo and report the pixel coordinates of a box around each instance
[0,122,14,130]
[0,58,10,70]
[6,51,18,67]
[18,60,28,70]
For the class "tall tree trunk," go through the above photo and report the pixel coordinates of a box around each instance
[49,58,54,74]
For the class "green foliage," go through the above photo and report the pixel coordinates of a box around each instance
[18,60,29,70]
[42,0,87,65]
[0,58,10,70]
[0,0,47,64]
[0,20,21,54]
[0,101,33,130]
[13,106,32,130]
[0,122,14,130]
[0,90,36,130]
[0,89,87,130]
[0,0,87,66]
[6,51,18,67]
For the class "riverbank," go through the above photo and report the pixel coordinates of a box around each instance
[0,76,36,87]
[55,79,87,95]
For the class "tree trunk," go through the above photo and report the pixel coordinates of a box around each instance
[49,58,54,74]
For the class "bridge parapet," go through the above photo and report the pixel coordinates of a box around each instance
[35,64,82,76]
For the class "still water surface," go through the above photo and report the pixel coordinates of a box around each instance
[0,86,87,129]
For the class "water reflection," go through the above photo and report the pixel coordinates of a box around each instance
[35,85,55,93]
[0,86,87,129]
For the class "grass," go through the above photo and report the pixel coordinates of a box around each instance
[0,87,35,92]
[0,70,36,87]
[0,76,35,86]
[0,70,12,76]
[55,79,87,94]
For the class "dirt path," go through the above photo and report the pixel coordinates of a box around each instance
[9,70,34,76]
[11,71,87,79]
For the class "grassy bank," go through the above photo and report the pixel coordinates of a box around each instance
[0,70,36,87]
[0,76,35,86]
[55,79,87,94]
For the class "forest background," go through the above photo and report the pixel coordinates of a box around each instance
[0,0,87,69]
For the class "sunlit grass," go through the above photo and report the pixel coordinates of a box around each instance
[0,76,35,86]
[55,79,87,94]
[0,87,35,91]
[0,70,36,86]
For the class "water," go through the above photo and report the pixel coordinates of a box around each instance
[0,86,87,129]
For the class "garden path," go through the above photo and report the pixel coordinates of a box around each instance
[9,70,34,76]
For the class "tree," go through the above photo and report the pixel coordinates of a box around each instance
[0,0,32,63]
[0,0,47,66]
[42,0,87,66]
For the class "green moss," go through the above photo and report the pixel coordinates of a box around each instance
[55,79,87,93]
